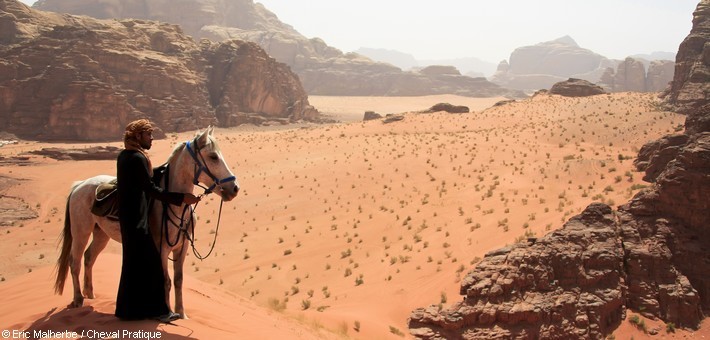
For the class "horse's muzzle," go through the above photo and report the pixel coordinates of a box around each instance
[220,182,239,201]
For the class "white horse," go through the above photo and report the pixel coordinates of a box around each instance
[54,127,239,318]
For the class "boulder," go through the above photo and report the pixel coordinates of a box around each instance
[549,78,606,97]
[363,111,382,121]
[383,115,404,124]
[421,103,470,114]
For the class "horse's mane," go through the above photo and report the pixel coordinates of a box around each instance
[164,133,219,165]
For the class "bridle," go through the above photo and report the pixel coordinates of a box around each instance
[185,137,237,195]
[160,137,237,260]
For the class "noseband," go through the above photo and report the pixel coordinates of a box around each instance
[185,138,236,194]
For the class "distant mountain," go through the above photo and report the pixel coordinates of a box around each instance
[356,47,497,77]
[355,47,418,70]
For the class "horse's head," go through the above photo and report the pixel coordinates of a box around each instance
[188,126,239,201]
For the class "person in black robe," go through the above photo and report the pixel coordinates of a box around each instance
[115,119,200,322]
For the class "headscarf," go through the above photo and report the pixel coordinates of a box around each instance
[123,119,154,176]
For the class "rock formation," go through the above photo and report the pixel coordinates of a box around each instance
[491,36,675,93]
[613,57,647,92]
[598,58,675,93]
[646,60,676,92]
[0,0,317,140]
[490,36,611,91]
[32,0,523,98]
[663,0,710,121]
[549,78,606,97]
[409,1,710,338]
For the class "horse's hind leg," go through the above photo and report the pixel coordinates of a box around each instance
[68,227,91,308]
[68,205,95,308]
[83,225,110,299]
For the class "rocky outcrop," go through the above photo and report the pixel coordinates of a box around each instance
[664,0,710,118]
[0,0,317,140]
[27,146,121,160]
[0,176,38,226]
[634,134,690,182]
[32,0,523,99]
[419,65,461,77]
[549,78,606,97]
[420,103,470,114]
[409,2,709,338]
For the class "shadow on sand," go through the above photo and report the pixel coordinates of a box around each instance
[22,305,198,340]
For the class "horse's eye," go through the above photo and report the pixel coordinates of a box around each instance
[209,153,219,161]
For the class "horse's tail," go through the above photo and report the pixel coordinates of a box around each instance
[54,182,79,295]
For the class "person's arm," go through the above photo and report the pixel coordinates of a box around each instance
[131,153,197,206]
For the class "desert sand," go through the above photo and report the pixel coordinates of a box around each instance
[0,93,705,339]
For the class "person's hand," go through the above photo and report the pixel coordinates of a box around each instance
[183,193,201,205]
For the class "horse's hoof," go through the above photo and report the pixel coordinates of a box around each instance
[69,299,83,308]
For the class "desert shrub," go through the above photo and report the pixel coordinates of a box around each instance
[666,322,676,333]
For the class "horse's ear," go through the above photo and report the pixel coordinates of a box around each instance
[208,125,214,136]
[196,127,210,148]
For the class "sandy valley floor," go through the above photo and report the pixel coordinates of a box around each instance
[1,93,705,339]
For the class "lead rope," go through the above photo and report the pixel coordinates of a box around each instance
[186,198,223,260]
[161,191,222,261]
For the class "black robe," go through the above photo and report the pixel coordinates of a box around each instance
[115,150,184,320]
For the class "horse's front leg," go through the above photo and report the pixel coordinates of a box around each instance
[173,240,189,319]
[159,243,172,314]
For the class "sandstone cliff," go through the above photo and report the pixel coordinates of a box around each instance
[491,36,675,93]
[598,58,676,93]
[0,0,316,140]
[32,0,522,98]
[409,2,709,338]
[664,0,710,124]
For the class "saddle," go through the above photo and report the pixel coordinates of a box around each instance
[91,178,119,220]
[90,165,168,220]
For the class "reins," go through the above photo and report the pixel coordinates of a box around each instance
[159,137,236,261]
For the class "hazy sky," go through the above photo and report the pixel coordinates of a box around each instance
[256,0,698,62]
[19,0,699,62]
